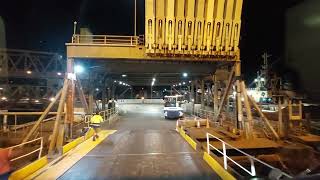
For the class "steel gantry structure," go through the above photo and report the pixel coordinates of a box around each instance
[40,0,252,161]
[0,49,65,110]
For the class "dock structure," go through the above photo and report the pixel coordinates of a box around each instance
[2,1,320,180]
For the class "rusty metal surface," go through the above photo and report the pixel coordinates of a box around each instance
[59,104,219,180]
[292,134,320,143]
[186,127,226,140]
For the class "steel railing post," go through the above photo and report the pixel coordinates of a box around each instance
[250,158,256,176]
[206,133,210,154]
[39,137,43,159]
[223,142,228,170]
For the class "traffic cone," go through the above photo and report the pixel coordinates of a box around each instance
[206,118,210,128]
[176,120,179,132]
[197,120,200,128]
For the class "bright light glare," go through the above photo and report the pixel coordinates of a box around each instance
[35,100,40,103]
[1,97,7,100]
[74,65,84,73]
[183,82,186,85]
[95,88,99,91]
[183,73,188,77]
[260,77,265,81]
[26,70,32,74]
[49,97,55,102]
[152,78,156,81]
[254,79,258,82]
[122,74,127,77]
[57,72,62,76]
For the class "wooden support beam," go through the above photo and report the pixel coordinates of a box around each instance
[75,76,89,113]
[66,58,75,137]
[240,81,253,139]
[278,97,283,137]
[172,86,182,95]
[214,68,235,121]
[49,79,68,154]
[22,89,62,143]
[236,80,243,129]
[201,80,205,109]
[213,75,219,114]
[248,95,280,140]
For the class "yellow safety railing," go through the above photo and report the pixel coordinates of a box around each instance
[0,112,59,134]
[7,137,43,162]
[72,35,140,47]
[84,108,118,127]
[206,133,291,178]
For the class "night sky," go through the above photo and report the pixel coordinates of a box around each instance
[0,0,302,83]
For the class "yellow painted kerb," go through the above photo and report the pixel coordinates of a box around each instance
[9,156,48,180]
[184,134,197,150]
[203,152,236,180]
[29,130,116,180]
[62,136,84,154]
[178,127,197,150]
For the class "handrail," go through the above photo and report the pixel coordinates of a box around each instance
[6,137,43,162]
[71,34,141,47]
[206,133,291,178]
[84,108,118,127]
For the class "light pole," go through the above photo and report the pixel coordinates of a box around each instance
[151,78,155,99]
[134,0,137,37]
[73,21,77,35]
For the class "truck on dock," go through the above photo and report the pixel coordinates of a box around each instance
[163,95,184,119]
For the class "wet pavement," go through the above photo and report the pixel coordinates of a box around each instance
[59,104,220,180]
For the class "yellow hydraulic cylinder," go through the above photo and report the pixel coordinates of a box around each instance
[222,0,235,52]
[145,0,155,52]
[174,0,185,52]
[203,0,215,53]
[212,0,225,51]
[165,0,175,51]
[156,0,165,51]
[185,0,195,52]
[231,0,243,52]
[194,0,205,52]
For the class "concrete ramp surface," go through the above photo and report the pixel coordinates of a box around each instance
[56,104,220,179]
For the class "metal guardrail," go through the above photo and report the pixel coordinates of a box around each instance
[206,133,291,178]
[0,112,85,134]
[7,137,43,162]
[84,108,118,127]
[71,35,141,47]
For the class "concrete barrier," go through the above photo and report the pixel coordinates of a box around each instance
[203,152,236,180]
